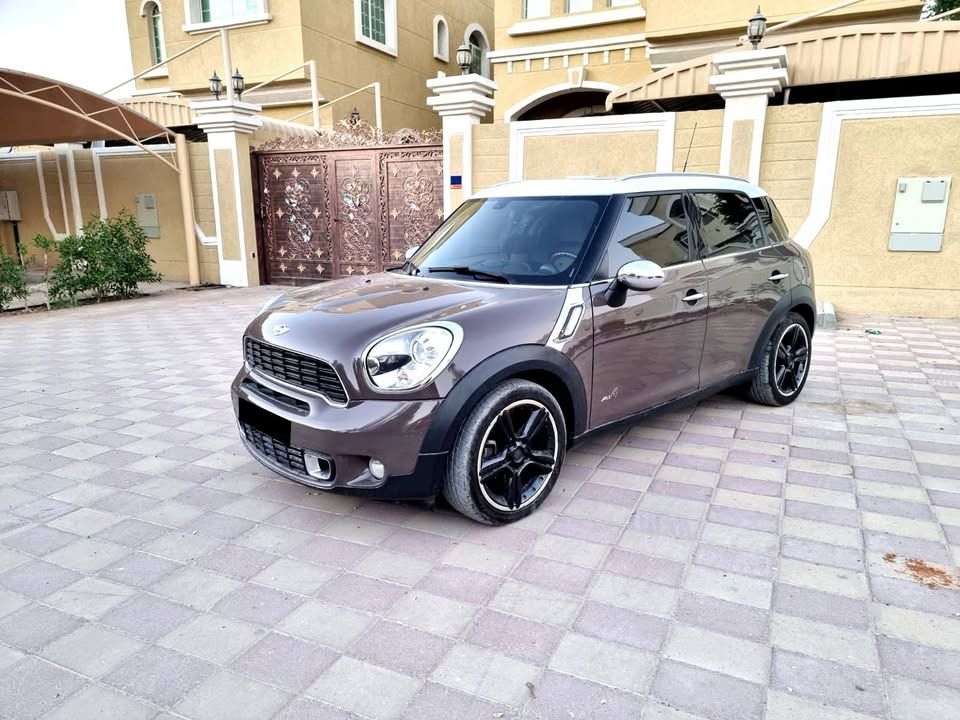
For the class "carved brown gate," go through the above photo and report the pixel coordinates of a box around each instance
[253,121,444,285]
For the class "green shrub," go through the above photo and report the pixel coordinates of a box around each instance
[0,249,28,311]
[37,211,161,306]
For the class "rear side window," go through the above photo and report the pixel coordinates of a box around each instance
[599,193,690,277]
[756,196,791,244]
[692,191,765,258]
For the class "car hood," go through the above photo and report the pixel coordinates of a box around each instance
[248,272,567,398]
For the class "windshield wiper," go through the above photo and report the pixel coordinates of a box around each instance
[426,266,511,284]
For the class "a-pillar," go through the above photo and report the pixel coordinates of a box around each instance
[191,99,263,287]
[427,73,497,217]
[709,47,788,184]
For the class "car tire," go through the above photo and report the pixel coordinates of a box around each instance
[747,311,812,406]
[444,379,566,525]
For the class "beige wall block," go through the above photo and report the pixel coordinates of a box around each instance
[673,109,722,173]
[214,149,240,262]
[522,130,658,180]
[811,115,960,317]
[729,119,753,180]
[472,123,510,191]
[760,103,822,232]
[100,154,188,282]
[450,134,464,176]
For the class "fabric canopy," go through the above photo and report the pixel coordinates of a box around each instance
[0,68,171,146]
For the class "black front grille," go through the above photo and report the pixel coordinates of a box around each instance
[245,337,348,405]
[241,422,308,475]
[241,379,310,415]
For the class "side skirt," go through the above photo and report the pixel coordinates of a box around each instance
[572,370,757,446]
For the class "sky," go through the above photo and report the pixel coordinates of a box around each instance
[0,0,135,97]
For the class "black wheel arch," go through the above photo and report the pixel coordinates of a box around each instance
[420,344,588,454]
[748,285,816,370]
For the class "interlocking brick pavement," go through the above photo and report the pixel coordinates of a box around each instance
[1,287,959,720]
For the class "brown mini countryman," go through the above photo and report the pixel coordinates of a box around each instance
[233,174,815,524]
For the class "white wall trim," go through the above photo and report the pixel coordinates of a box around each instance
[33,154,64,239]
[93,145,176,158]
[92,151,107,218]
[794,94,960,249]
[504,80,618,122]
[508,112,676,182]
[53,152,71,235]
[508,5,645,36]
[60,146,84,232]
[488,33,647,64]
[433,15,449,62]
[195,222,218,246]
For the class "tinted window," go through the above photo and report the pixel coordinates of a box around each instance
[769,197,792,243]
[600,194,690,277]
[411,196,605,285]
[693,192,765,257]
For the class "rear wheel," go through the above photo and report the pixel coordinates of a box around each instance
[444,379,566,524]
[747,312,812,406]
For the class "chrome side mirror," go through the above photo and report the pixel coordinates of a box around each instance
[617,259,664,291]
[404,245,420,261]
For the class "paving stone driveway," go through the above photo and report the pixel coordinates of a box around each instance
[1,286,959,720]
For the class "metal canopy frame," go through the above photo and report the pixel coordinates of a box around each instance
[0,69,181,173]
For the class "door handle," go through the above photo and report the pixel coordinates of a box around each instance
[682,290,706,305]
[768,271,789,282]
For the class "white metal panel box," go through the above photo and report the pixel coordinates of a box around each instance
[889,176,951,252]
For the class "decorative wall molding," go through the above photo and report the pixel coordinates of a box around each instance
[508,5,645,36]
[795,93,960,249]
[255,119,441,151]
[508,112,676,181]
[488,33,648,65]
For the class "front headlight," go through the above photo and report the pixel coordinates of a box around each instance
[364,322,462,391]
[257,293,285,316]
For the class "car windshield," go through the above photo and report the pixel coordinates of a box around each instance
[409,196,607,285]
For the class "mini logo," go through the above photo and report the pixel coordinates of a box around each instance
[272,324,290,337]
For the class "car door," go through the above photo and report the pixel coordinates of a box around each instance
[589,193,708,428]
[692,191,793,387]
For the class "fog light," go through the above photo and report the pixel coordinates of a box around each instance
[368,458,386,480]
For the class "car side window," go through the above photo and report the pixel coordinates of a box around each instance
[755,196,789,245]
[599,193,690,277]
[693,191,765,258]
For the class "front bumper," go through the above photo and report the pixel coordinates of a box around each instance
[231,367,446,499]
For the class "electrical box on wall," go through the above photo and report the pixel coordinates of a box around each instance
[0,191,21,222]
[135,193,160,238]
[889,176,951,252]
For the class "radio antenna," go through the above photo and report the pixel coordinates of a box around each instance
[681,122,698,172]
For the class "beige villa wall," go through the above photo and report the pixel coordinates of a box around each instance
[473,123,510,191]
[672,110,722,174]
[494,0,645,51]
[128,0,493,131]
[0,154,60,259]
[1,146,218,285]
[522,130,659,180]
[759,103,822,233]
[811,115,960,317]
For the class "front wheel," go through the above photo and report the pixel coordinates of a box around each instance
[747,312,812,406]
[444,379,566,525]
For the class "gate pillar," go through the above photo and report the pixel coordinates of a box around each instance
[192,99,263,287]
[427,73,496,217]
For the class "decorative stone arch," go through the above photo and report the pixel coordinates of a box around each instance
[464,23,491,78]
[138,0,162,15]
[504,80,619,122]
[433,15,449,62]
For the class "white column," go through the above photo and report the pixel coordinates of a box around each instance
[191,99,263,287]
[709,47,788,184]
[427,73,497,217]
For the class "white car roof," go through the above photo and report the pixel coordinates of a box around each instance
[472,173,768,199]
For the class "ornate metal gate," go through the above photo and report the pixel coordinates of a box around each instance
[253,121,443,286]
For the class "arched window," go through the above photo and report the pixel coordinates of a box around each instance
[433,15,449,62]
[465,24,490,78]
[145,2,165,64]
